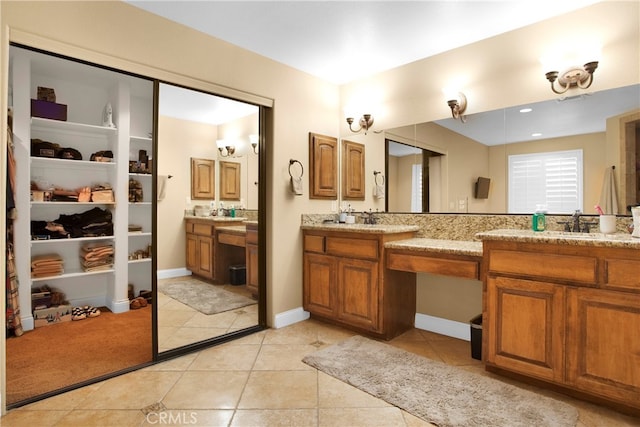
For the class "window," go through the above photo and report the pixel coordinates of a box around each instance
[411,163,422,212]
[508,149,583,214]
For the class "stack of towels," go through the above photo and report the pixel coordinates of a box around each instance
[81,243,114,272]
[31,254,64,278]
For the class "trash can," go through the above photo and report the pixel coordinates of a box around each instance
[470,314,482,361]
[229,265,246,285]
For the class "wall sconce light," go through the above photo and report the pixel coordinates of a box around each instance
[544,61,598,94]
[446,92,467,123]
[249,134,259,155]
[216,139,235,157]
[346,114,375,134]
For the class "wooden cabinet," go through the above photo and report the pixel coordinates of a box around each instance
[245,222,259,297]
[191,157,215,199]
[185,221,215,279]
[483,240,640,413]
[308,133,337,199]
[219,161,241,201]
[342,140,365,200]
[303,228,416,340]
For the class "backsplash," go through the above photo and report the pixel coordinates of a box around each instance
[301,213,632,241]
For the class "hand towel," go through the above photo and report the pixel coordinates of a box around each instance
[157,175,168,201]
[373,184,385,199]
[290,177,303,195]
[599,166,619,214]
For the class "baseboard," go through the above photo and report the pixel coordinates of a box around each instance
[109,299,131,314]
[415,313,470,341]
[157,268,192,279]
[20,315,35,332]
[273,307,310,329]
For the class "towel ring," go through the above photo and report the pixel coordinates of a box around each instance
[289,159,304,179]
[373,171,385,185]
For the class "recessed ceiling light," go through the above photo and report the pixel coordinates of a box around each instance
[520,108,533,113]
[532,132,542,137]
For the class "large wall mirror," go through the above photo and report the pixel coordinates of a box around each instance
[156,83,262,354]
[385,84,640,216]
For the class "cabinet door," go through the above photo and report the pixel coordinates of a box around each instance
[487,276,565,382]
[337,258,379,332]
[309,133,337,199]
[191,157,215,199]
[303,253,337,317]
[342,140,365,200]
[219,161,241,201]
[186,233,198,273]
[197,236,214,278]
[246,243,259,296]
[566,288,640,406]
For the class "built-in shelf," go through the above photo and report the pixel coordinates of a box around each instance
[31,201,115,206]
[31,268,115,282]
[31,235,114,245]
[31,117,117,136]
[129,202,152,206]
[128,232,152,237]
[128,258,152,265]
[130,135,152,144]
[31,157,116,170]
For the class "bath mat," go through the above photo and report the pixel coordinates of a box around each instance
[303,335,578,427]
[158,280,255,315]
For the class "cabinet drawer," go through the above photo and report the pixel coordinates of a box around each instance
[326,237,378,260]
[304,235,325,253]
[185,222,194,233]
[218,232,245,247]
[387,252,479,280]
[192,223,213,236]
[488,249,597,284]
[246,230,258,245]
[604,258,640,292]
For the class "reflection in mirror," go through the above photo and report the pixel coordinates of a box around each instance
[385,84,640,215]
[157,83,260,352]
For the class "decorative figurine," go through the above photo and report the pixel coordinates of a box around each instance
[102,102,116,128]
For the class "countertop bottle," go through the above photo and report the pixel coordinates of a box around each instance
[532,205,546,232]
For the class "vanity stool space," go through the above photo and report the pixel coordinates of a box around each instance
[302,224,418,340]
[479,230,640,414]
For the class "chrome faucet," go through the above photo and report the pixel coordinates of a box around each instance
[362,209,377,225]
[572,210,582,232]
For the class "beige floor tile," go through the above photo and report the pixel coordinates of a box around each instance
[19,383,103,411]
[392,328,429,342]
[157,310,197,328]
[318,372,390,408]
[238,371,318,409]
[401,410,438,426]
[76,370,182,410]
[162,371,249,409]
[429,337,480,366]
[0,409,68,426]
[319,407,406,427]
[230,409,318,427]
[183,310,238,328]
[161,327,229,349]
[144,352,199,372]
[253,344,318,371]
[141,409,234,426]
[54,409,145,426]
[229,310,260,329]
[188,343,260,371]
[160,297,195,312]
[262,321,321,345]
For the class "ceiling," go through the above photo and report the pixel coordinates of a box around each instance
[127,0,600,85]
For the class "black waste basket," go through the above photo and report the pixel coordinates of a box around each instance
[229,265,246,285]
[470,314,482,361]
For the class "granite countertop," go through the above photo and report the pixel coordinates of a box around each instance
[184,215,248,222]
[384,238,483,257]
[476,229,640,249]
[216,225,247,235]
[301,223,420,234]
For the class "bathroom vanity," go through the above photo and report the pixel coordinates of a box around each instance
[478,230,640,413]
[302,224,418,340]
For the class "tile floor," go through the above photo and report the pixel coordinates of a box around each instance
[157,277,259,352]
[2,319,639,426]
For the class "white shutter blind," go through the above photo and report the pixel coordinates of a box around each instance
[508,149,583,214]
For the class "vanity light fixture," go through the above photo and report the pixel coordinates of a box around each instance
[346,114,375,134]
[249,134,259,155]
[216,139,235,157]
[544,61,598,94]
[446,92,467,123]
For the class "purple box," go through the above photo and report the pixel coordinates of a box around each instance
[31,99,67,121]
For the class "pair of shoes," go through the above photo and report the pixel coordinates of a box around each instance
[71,305,101,321]
[139,290,152,304]
[129,296,148,310]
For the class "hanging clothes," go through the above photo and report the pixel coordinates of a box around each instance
[6,109,23,336]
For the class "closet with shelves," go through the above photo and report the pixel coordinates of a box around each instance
[10,45,154,331]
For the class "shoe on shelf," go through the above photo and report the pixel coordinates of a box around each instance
[71,307,86,321]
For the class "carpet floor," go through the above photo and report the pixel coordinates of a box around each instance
[303,335,579,427]
[5,305,152,406]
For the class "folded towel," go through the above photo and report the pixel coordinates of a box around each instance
[290,177,303,195]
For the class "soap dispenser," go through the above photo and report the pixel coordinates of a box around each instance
[532,205,546,232]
